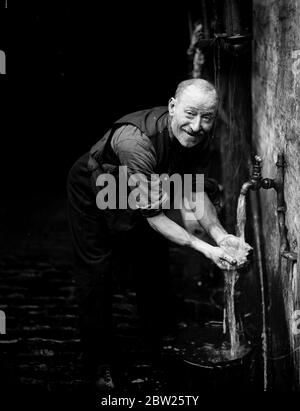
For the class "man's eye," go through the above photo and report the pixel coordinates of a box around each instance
[186,111,195,116]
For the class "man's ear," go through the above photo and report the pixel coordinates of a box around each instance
[168,97,176,115]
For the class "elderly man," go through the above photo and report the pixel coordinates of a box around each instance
[67,78,251,390]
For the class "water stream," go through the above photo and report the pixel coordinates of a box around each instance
[174,192,251,365]
[236,193,247,241]
[223,193,247,358]
[223,270,239,357]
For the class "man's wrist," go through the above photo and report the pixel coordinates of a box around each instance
[190,236,214,259]
[210,227,228,246]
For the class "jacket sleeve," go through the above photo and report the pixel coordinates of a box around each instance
[112,125,169,217]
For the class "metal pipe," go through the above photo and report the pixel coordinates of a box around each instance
[275,154,288,256]
[261,176,287,254]
[260,154,297,261]
[249,189,269,391]
[200,0,209,39]
[238,153,298,389]
[242,154,296,262]
[237,155,268,390]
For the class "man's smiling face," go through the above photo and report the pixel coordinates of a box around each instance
[168,84,218,148]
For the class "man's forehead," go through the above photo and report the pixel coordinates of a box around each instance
[179,84,217,110]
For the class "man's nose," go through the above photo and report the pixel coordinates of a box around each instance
[190,115,202,133]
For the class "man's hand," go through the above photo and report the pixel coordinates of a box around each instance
[217,234,252,268]
[207,246,238,270]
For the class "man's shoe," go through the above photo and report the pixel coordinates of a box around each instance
[95,364,115,391]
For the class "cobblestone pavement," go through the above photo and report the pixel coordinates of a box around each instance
[0,194,235,404]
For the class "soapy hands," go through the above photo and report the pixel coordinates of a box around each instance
[217,234,253,270]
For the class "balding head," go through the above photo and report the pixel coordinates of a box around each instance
[168,79,218,148]
[175,79,218,107]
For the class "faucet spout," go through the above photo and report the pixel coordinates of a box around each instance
[240,155,263,196]
[240,180,255,196]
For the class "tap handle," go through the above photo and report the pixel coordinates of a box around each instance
[254,155,262,165]
[252,155,262,181]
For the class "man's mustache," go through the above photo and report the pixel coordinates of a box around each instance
[182,128,205,137]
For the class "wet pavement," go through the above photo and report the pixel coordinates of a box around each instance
[0,193,259,404]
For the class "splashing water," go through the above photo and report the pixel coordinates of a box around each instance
[174,321,252,365]
[223,193,248,358]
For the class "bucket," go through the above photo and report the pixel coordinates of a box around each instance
[169,321,256,392]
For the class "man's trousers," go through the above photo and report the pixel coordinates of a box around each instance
[67,153,174,371]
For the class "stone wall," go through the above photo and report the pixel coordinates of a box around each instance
[252,0,300,390]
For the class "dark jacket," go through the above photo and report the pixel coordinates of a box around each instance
[88,106,217,190]
[84,107,220,232]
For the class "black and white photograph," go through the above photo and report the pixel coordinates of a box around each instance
[0,0,300,405]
